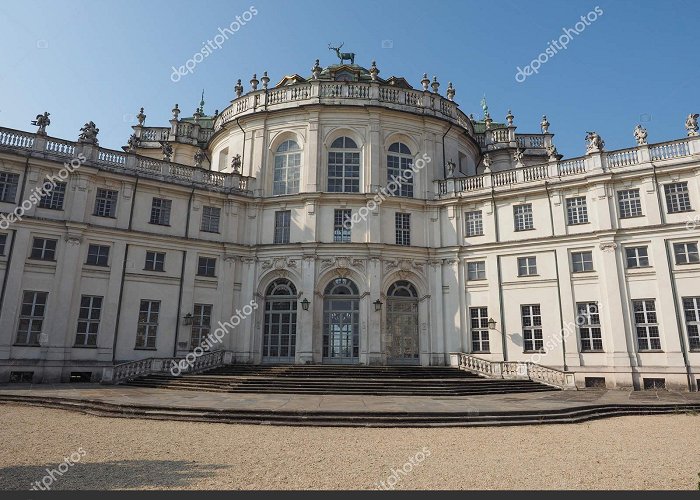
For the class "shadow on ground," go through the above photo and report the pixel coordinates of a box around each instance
[0,460,228,490]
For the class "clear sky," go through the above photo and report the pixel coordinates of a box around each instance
[0,0,698,158]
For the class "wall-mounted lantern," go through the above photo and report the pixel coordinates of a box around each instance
[373,299,383,312]
[301,298,310,311]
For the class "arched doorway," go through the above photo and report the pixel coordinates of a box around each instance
[262,279,297,363]
[385,280,419,365]
[323,278,360,364]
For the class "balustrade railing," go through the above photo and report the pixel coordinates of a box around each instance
[492,170,518,186]
[649,140,690,160]
[491,128,510,143]
[0,129,34,149]
[523,163,549,181]
[45,139,76,157]
[558,158,586,176]
[517,135,545,149]
[102,350,234,384]
[140,128,170,142]
[455,353,576,389]
[607,147,639,168]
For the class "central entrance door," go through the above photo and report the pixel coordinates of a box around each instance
[385,281,419,365]
[323,278,360,364]
[262,279,297,363]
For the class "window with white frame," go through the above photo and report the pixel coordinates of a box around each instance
[0,233,7,256]
[30,237,57,261]
[191,303,212,347]
[617,189,643,218]
[38,182,66,210]
[274,210,291,244]
[0,172,20,203]
[571,251,594,273]
[625,246,649,268]
[135,299,160,349]
[465,210,483,236]
[149,198,172,225]
[517,256,537,276]
[513,204,534,231]
[395,212,411,246]
[664,182,692,213]
[467,261,486,280]
[682,297,700,351]
[15,291,48,346]
[197,257,216,277]
[633,299,661,351]
[327,137,360,193]
[75,295,102,347]
[94,188,118,218]
[145,251,165,272]
[577,302,603,351]
[566,196,588,225]
[469,307,490,352]
[333,209,351,242]
[86,244,110,266]
[273,140,301,195]
[200,206,221,233]
[673,242,699,265]
[387,142,413,198]
[521,304,543,351]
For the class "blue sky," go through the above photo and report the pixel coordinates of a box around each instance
[0,0,697,157]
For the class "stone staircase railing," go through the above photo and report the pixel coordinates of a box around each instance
[101,350,235,385]
[450,352,577,390]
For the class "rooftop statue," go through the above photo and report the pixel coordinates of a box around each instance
[31,112,50,136]
[328,43,355,65]
[78,121,99,144]
[634,124,648,145]
[585,131,605,154]
[686,113,699,137]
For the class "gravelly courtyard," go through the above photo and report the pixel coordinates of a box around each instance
[0,404,698,490]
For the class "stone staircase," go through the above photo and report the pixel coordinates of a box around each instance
[124,364,559,396]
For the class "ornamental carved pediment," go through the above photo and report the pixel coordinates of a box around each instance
[319,256,365,274]
[260,257,297,270]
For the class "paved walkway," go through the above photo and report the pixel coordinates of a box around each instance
[1,383,699,414]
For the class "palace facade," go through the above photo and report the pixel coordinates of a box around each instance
[0,58,699,390]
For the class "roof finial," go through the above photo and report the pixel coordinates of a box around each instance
[199,89,205,113]
[481,94,489,119]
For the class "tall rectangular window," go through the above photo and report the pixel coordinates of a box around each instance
[191,304,212,347]
[15,291,48,346]
[469,307,490,353]
[577,302,603,351]
[673,242,699,265]
[571,251,594,273]
[75,295,102,347]
[514,204,534,231]
[467,261,486,280]
[0,234,7,256]
[664,182,691,213]
[30,237,57,261]
[517,256,537,276]
[465,210,483,236]
[200,206,221,233]
[521,304,543,351]
[135,300,160,349]
[94,188,118,218]
[144,251,165,272]
[0,172,20,203]
[274,210,291,244]
[38,182,67,210]
[333,209,351,243]
[149,198,172,225]
[566,197,588,225]
[617,189,643,218]
[86,244,110,266]
[197,256,217,277]
[395,212,411,246]
[625,246,649,268]
[633,299,661,351]
[682,297,700,351]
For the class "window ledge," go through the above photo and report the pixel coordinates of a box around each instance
[12,343,41,347]
[72,345,98,349]
[134,347,158,351]
[638,350,664,353]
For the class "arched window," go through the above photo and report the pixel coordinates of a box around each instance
[323,278,360,362]
[263,279,298,362]
[273,140,301,195]
[387,142,414,198]
[328,136,360,193]
[387,280,418,298]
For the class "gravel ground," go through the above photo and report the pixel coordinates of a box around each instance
[0,404,698,490]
